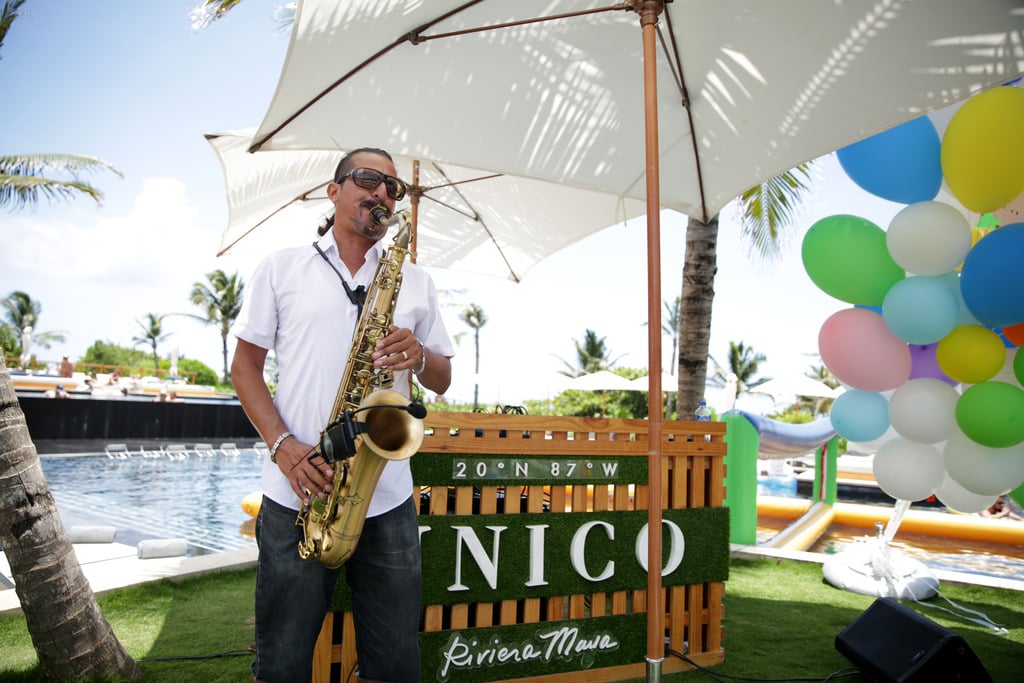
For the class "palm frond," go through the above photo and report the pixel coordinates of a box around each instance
[0,154,122,209]
[738,163,814,260]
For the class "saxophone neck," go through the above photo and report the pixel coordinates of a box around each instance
[390,210,413,250]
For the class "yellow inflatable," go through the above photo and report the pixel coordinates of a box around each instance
[242,491,262,518]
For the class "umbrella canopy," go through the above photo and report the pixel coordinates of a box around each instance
[753,375,839,399]
[627,372,677,392]
[249,0,1024,224]
[206,130,647,281]
[566,370,637,392]
[244,1,1024,671]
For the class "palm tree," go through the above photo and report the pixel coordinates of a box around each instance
[2,290,68,357]
[557,329,622,378]
[676,165,813,416]
[0,5,140,678]
[707,341,770,398]
[0,153,122,209]
[458,303,487,411]
[132,313,170,375]
[189,269,244,383]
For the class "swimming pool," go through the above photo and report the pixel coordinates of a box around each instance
[40,446,264,555]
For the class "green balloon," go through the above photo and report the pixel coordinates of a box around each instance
[1016,347,1024,386]
[801,214,905,305]
[955,381,1024,448]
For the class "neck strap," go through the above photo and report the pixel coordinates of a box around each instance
[312,242,366,318]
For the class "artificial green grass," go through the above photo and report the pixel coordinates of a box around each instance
[1,558,1022,682]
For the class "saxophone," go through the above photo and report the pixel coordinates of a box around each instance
[296,208,424,569]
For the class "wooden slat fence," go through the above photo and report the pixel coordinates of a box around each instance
[313,413,727,682]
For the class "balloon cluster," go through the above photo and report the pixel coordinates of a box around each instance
[802,84,1024,513]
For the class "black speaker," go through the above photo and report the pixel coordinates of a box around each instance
[835,597,992,683]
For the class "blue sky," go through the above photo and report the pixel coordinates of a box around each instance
[2,1,911,409]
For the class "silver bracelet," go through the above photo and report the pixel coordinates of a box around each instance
[413,339,428,375]
[268,430,292,463]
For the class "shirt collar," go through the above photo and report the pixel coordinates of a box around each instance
[315,230,385,276]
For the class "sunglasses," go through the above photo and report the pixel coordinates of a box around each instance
[335,167,407,201]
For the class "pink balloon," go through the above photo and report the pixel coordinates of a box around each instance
[819,308,912,391]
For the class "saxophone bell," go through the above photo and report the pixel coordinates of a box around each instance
[318,401,427,464]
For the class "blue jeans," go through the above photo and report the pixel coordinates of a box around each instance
[252,496,422,683]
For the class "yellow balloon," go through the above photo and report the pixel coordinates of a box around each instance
[941,86,1024,214]
[936,325,1006,384]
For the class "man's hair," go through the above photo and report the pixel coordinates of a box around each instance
[333,147,394,183]
[318,147,395,236]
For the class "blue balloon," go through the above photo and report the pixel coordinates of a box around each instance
[830,389,891,442]
[961,223,1024,328]
[882,276,959,344]
[837,116,942,204]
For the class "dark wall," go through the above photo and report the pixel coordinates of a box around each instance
[17,395,258,441]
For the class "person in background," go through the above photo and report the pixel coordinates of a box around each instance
[232,147,453,683]
[44,384,69,398]
[58,356,74,378]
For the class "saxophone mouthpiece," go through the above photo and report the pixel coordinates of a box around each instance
[369,205,392,225]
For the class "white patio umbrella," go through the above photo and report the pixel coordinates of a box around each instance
[567,370,637,392]
[753,375,840,400]
[245,1,1024,671]
[206,130,647,282]
[627,372,676,392]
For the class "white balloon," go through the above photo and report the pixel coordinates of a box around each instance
[872,438,945,501]
[846,424,899,455]
[888,378,959,443]
[943,430,1024,496]
[886,201,972,275]
[934,473,998,514]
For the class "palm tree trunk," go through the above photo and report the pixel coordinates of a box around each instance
[221,328,230,384]
[0,366,141,680]
[676,214,719,417]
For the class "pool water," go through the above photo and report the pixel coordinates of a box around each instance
[40,448,264,555]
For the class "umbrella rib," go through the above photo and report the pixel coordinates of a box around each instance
[249,3,637,152]
[409,4,632,43]
[426,162,523,283]
[660,9,710,223]
[248,0,491,152]
[216,181,330,256]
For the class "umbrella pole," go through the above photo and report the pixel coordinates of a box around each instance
[637,2,665,680]
[410,159,421,261]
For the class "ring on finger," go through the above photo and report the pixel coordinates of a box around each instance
[402,350,408,360]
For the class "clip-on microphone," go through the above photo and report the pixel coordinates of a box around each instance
[318,401,427,465]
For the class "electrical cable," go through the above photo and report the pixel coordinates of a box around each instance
[667,648,860,682]
[136,649,253,662]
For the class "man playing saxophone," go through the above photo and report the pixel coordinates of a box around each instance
[232,147,453,683]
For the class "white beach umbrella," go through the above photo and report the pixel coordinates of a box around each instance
[753,375,840,399]
[567,370,637,392]
[245,1,1024,669]
[206,130,647,282]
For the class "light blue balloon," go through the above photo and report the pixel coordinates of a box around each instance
[882,275,960,344]
[936,272,979,326]
[837,116,942,204]
[830,389,891,442]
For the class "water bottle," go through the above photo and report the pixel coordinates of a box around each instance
[695,400,712,442]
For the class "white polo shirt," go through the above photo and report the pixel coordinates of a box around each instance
[232,230,455,515]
